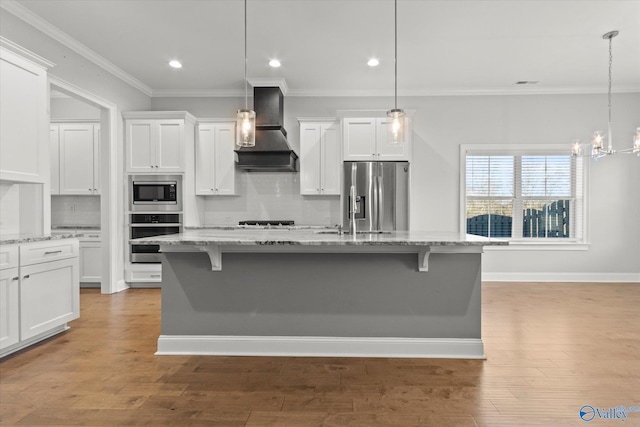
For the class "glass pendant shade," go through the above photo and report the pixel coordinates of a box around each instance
[387,108,405,144]
[236,109,255,147]
[634,128,640,152]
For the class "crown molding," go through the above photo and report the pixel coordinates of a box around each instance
[0,36,55,69]
[1,0,153,97]
[152,89,246,98]
[247,78,288,95]
[149,86,640,99]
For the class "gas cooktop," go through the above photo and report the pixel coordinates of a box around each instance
[238,220,295,226]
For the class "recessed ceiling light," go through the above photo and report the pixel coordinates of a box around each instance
[269,59,281,68]
[168,60,182,69]
[367,58,380,67]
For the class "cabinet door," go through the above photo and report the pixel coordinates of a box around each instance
[0,49,48,183]
[20,257,79,340]
[0,268,20,350]
[320,123,341,195]
[343,118,376,161]
[195,124,215,195]
[50,125,60,195]
[93,125,101,194]
[59,124,95,195]
[79,242,101,283]
[156,120,183,172]
[300,124,322,195]
[214,124,236,195]
[376,118,410,161]
[127,120,155,172]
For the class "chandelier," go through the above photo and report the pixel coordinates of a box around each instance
[572,31,640,158]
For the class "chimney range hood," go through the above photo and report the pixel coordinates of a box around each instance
[235,86,298,172]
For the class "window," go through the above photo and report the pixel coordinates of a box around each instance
[461,145,585,243]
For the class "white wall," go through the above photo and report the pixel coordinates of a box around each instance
[51,97,101,120]
[153,93,640,280]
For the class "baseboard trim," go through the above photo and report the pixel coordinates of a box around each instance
[156,335,485,359]
[483,272,640,283]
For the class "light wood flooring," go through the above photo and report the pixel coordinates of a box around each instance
[1,282,639,426]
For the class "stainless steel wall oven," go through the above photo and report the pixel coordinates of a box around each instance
[130,213,182,263]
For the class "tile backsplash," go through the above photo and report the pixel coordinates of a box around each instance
[51,195,101,227]
[203,172,341,226]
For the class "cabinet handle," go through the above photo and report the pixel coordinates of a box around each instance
[150,274,161,278]
[23,275,30,279]
[150,165,154,168]
[45,250,63,255]
[12,277,19,281]
[89,188,92,191]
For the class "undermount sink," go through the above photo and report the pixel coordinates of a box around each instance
[316,230,392,235]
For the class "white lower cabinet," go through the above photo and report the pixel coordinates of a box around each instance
[0,239,80,358]
[0,267,20,350]
[20,257,79,340]
[79,232,102,284]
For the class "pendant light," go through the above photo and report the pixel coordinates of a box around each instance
[387,0,405,144]
[236,0,255,147]
[572,31,639,158]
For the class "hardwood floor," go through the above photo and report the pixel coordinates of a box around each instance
[1,282,639,426]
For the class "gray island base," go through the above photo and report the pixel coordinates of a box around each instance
[134,229,506,359]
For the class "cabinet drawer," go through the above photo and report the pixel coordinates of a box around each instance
[127,270,162,282]
[0,246,19,270]
[20,239,79,266]
[79,232,101,242]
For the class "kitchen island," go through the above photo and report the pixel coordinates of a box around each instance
[133,228,506,359]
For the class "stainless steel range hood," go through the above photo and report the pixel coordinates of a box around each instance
[235,86,298,172]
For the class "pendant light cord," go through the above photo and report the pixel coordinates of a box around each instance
[607,34,612,127]
[394,0,398,110]
[244,0,248,110]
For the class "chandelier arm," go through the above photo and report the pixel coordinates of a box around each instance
[394,0,398,109]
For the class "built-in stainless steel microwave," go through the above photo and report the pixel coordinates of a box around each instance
[130,175,182,212]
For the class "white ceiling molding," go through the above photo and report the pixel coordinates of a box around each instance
[0,36,55,69]
[149,86,640,99]
[247,78,289,95]
[152,89,246,98]
[1,0,153,97]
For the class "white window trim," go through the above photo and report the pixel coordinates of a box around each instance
[460,144,590,249]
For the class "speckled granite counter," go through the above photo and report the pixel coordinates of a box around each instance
[134,228,506,248]
[151,229,502,359]
[1,233,78,245]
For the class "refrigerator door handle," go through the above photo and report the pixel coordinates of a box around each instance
[376,173,383,230]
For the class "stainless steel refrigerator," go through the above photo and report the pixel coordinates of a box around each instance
[343,162,409,233]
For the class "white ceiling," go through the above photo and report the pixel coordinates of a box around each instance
[7,0,640,97]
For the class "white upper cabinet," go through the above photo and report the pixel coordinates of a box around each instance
[50,126,60,194]
[299,120,341,195]
[51,123,100,195]
[124,112,196,173]
[0,47,53,183]
[343,117,411,161]
[196,122,236,196]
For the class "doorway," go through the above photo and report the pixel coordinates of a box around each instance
[49,76,126,294]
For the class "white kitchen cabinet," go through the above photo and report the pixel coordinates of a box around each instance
[196,122,236,195]
[58,124,100,195]
[0,239,79,358]
[50,126,60,194]
[50,123,100,195]
[343,117,410,161]
[0,46,52,183]
[0,245,20,352]
[124,112,196,173]
[79,231,101,284]
[20,256,79,340]
[299,120,341,195]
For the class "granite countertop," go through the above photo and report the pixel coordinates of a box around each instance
[51,226,101,230]
[132,228,508,247]
[0,233,79,245]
